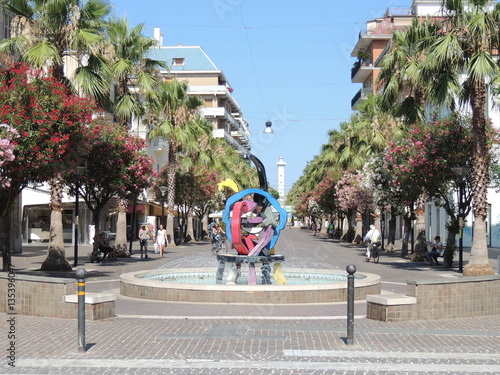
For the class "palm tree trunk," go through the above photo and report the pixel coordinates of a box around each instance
[164,142,177,246]
[114,197,129,257]
[353,212,363,243]
[464,82,494,275]
[185,210,195,242]
[41,176,72,271]
[410,194,427,262]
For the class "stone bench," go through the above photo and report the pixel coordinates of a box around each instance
[367,274,500,322]
[0,272,115,320]
[64,293,116,320]
[366,294,417,322]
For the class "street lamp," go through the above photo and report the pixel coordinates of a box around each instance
[159,185,167,227]
[264,121,274,134]
[451,167,469,273]
[74,166,86,267]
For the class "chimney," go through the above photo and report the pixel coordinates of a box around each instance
[154,27,163,47]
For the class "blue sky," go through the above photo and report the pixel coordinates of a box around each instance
[111,0,412,193]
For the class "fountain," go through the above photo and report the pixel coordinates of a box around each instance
[120,154,381,304]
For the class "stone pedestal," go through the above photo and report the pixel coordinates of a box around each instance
[216,254,285,285]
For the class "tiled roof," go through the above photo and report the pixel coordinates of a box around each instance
[146,46,219,71]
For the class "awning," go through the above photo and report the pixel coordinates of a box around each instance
[127,203,145,214]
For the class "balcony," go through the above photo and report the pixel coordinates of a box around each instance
[351,88,372,110]
[351,60,375,83]
[384,7,413,17]
[200,107,241,131]
[213,128,249,154]
[230,129,250,146]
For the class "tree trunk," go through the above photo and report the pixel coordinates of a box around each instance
[386,208,397,252]
[464,82,494,276]
[410,195,427,262]
[0,213,11,272]
[353,212,363,243]
[41,177,72,271]
[114,197,130,257]
[443,220,459,268]
[401,215,411,258]
[165,147,176,247]
[185,211,195,242]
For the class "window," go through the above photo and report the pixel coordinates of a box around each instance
[172,58,185,66]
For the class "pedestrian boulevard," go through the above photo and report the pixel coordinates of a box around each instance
[3,227,500,374]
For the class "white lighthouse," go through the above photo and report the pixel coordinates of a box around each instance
[276,156,286,203]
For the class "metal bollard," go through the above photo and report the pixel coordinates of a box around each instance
[346,264,356,345]
[76,268,87,352]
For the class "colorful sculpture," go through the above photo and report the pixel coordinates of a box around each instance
[218,154,287,285]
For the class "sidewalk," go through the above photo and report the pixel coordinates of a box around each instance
[3,228,500,374]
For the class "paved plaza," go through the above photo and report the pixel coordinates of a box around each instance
[2,228,500,374]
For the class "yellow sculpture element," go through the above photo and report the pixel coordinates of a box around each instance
[273,263,286,285]
[217,178,239,193]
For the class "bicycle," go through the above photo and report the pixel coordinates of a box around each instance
[211,235,227,255]
[371,242,381,263]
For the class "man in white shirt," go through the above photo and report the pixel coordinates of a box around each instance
[365,224,381,261]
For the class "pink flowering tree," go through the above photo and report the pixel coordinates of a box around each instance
[0,124,18,189]
[65,120,156,258]
[173,166,220,242]
[312,171,342,234]
[335,171,374,242]
[0,64,96,271]
[381,115,495,265]
[364,156,407,251]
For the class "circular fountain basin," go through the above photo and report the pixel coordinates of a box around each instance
[120,268,381,304]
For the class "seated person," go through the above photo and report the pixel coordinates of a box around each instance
[98,232,117,260]
[425,236,444,265]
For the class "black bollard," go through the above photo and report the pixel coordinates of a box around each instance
[346,264,356,345]
[76,268,87,352]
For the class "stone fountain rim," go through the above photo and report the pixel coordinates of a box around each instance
[120,267,381,291]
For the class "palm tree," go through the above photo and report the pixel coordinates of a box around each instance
[0,0,111,270]
[148,79,204,245]
[1,0,111,95]
[105,17,167,125]
[378,17,442,259]
[379,17,440,124]
[103,17,167,255]
[423,0,499,276]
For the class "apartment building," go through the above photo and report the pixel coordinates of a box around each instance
[351,0,500,248]
[145,27,251,161]
[350,1,447,109]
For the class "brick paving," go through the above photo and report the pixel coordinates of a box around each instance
[2,228,500,374]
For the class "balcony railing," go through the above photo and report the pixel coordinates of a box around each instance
[351,88,372,109]
[351,60,373,80]
[385,7,413,17]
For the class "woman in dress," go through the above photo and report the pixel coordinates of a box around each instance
[156,224,167,257]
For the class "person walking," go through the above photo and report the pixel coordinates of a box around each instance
[212,223,225,252]
[156,224,168,257]
[138,225,151,258]
[328,222,334,238]
[365,224,381,261]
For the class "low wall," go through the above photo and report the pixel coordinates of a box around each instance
[367,275,500,322]
[0,272,115,320]
[121,268,381,304]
